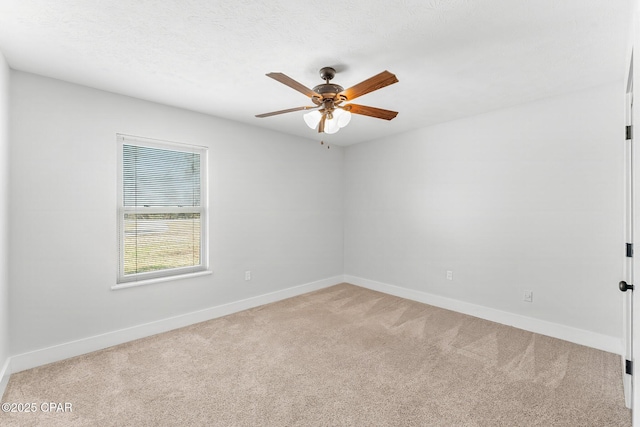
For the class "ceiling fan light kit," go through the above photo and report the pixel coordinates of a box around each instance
[256,66,398,134]
[304,108,351,134]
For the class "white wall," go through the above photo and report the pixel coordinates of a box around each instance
[344,82,624,343]
[9,71,344,357]
[0,52,10,394]
[5,69,625,371]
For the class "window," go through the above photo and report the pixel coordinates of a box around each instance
[117,134,208,285]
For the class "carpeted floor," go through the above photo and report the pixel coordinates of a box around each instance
[0,283,632,426]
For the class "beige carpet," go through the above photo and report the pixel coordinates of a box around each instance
[0,283,631,426]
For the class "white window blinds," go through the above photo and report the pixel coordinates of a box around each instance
[122,144,201,208]
[117,135,207,284]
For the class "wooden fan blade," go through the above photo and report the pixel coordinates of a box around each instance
[345,104,398,120]
[255,106,317,118]
[339,71,398,101]
[266,72,319,98]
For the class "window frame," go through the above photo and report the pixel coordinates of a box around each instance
[115,133,209,287]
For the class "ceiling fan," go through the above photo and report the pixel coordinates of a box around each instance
[256,67,399,134]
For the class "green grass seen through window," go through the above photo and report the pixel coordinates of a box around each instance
[124,213,201,275]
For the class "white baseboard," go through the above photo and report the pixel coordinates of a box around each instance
[345,275,622,355]
[9,276,343,374]
[0,357,9,400]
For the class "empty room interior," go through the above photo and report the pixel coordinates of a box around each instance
[1,0,640,425]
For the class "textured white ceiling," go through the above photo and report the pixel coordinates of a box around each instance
[0,0,631,145]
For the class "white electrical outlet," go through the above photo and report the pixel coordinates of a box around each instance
[245,271,251,281]
[446,270,453,281]
[523,290,533,302]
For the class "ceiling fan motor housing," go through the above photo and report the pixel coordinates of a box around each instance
[312,67,346,106]
[312,83,345,100]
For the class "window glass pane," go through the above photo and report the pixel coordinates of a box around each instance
[123,144,201,207]
[118,136,207,284]
[124,213,201,275]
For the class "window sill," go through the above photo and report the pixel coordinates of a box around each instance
[112,270,213,291]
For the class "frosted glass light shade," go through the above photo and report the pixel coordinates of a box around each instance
[334,109,351,128]
[325,116,340,134]
[303,110,322,129]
